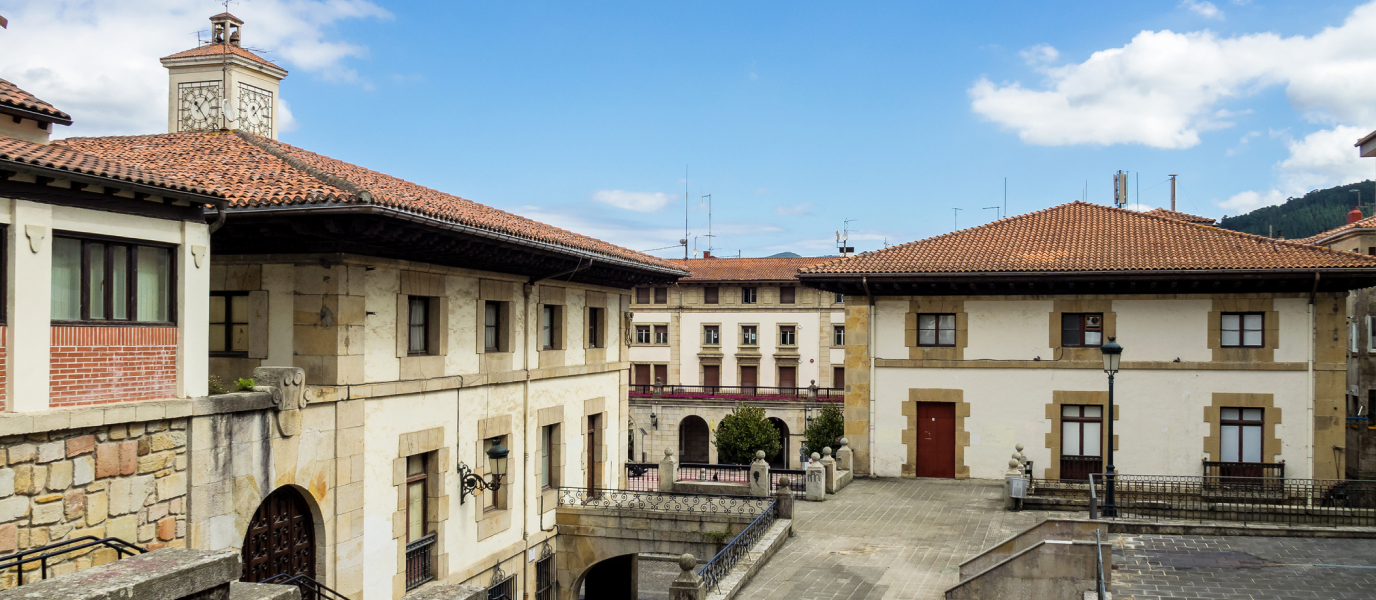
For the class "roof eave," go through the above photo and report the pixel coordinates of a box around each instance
[0,104,72,127]
[0,158,226,208]
[160,53,289,79]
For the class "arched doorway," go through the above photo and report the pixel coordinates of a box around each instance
[767,417,789,469]
[241,486,316,583]
[577,554,639,600]
[679,416,710,464]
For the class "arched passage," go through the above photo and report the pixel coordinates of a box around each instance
[575,553,639,600]
[767,417,790,468]
[679,415,710,464]
[241,485,316,583]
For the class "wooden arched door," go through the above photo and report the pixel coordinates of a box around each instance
[242,486,315,583]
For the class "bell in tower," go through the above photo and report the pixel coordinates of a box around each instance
[160,13,288,139]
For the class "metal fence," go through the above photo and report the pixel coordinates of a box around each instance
[678,462,750,484]
[625,462,659,491]
[629,384,843,400]
[771,469,806,498]
[1089,473,1376,526]
[698,499,779,592]
[405,532,437,591]
[556,487,774,516]
[1202,460,1285,480]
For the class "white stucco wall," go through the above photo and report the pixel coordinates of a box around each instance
[965,300,1054,360]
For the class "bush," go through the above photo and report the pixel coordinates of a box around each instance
[803,403,844,459]
[235,377,256,392]
[712,403,782,464]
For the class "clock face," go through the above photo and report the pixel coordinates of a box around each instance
[237,83,273,137]
[177,81,222,132]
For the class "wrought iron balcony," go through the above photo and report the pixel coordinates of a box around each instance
[629,384,843,401]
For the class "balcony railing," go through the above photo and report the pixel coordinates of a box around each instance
[629,384,843,400]
[1202,460,1285,480]
[1090,473,1376,526]
[405,533,437,591]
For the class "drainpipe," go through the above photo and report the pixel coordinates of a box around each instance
[863,276,876,477]
[522,284,534,553]
[1308,272,1319,479]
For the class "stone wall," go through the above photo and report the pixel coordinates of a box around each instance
[0,418,189,587]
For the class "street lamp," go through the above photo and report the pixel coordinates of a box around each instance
[458,442,510,504]
[1099,337,1123,517]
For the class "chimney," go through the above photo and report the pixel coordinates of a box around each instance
[1349,207,1364,225]
[703,251,712,259]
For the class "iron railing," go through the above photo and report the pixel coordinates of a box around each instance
[0,535,144,586]
[1202,460,1285,480]
[1094,529,1106,600]
[679,462,750,484]
[629,384,843,400]
[260,573,352,600]
[405,532,437,591]
[488,573,516,600]
[698,499,779,592]
[771,469,807,498]
[1089,473,1376,526]
[556,487,773,516]
[625,462,659,491]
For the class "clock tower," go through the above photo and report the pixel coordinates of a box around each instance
[161,13,288,139]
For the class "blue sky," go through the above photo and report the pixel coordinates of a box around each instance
[5,0,1376,258]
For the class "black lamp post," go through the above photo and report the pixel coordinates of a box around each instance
[458,442,510,504]
[1099,337,1123,517]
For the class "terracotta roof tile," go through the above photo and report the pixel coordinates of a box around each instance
[162,43,283,72]
[1143,207,1215,224]
[56,131,680,272]
[802,201,1376,275]
[666,257,835,281]
[0,135,222,198]
[1291,214,1376,245]
[0,77,72,125]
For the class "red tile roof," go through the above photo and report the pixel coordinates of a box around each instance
[162,43,284,73]
[801,202,1376,275]
[666,257,835,281]
[0,136,222,199]
[0,77,72,125]
[1143,208,1215,224]
[1292,214,1376,245]
[56,131,681,272]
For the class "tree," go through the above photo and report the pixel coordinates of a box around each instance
[713,403,783,465]
[803,403,844,459]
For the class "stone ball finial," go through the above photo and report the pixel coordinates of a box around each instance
[755,450,766,459]
[1015,443,1025,452]
[811,452,821,461]
[678,553,696,572]
[1012,453,1020,461]
[664,448,674,457]
[823,446,833,457]
[1009,459,1021,469]
[778,476,790,486]
[840,438,849,447]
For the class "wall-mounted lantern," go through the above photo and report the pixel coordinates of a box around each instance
[458,442,510,504]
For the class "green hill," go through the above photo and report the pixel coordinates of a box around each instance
[1216,180,1376,239]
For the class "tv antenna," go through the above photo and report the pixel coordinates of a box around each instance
[952,208,963,231]
[701,194,714,254]
[682,166,690,260]
[837,219,857,257]
[983,206,1001,221]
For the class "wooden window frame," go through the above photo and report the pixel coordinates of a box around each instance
[780,287,796,304]
[1220,312,1264,349]
[635,287,650,304]
[916,313,958,347]
[741,287,758,304]
[1368,315,1376,353]
[779,325,797,347]
[778,365,797,388]
[541,304,563,350]
[1219,407,1264,463]
[704,286,719,304]
[653,324,669,345]
[407,296,431,355]
[1060,313,1104,348]
[209,291,249,357]
[1060,405,1103,458]
[653,287,667,304]
[833,325,845,347]
[540,424,561,489]
[587,307,604,349]
[483,301,502,352]
[51,232,177,326]
[834,292,845,304]
[635,325,651,345]
[405,454,428,542]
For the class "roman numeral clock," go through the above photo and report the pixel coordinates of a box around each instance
[176,81,222,132]
[237,82,273,137]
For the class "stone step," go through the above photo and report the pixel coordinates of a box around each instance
[705,519,792,600]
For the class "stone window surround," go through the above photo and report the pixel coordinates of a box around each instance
[776,322,799,348]
[536,406,565,513]
[476,280,517,379]
[584,291,608,362]
[699,360,722,386]
[1048,299,1116,363]
[904,298,968,360]
[1204,393,1281,464]
[701,322,722,347]
[474,415,512,541]
[392,426,449,599]
[1042,390,1119,480]
[831,324,845,348]
[582,398,607,489]
[538,290,566,352]
[631,322,670,347]
[737,362,761,388]
[1207,298,1279,363]
[739,323,760,348]
[633,363,670,386]
[901,388,971,479]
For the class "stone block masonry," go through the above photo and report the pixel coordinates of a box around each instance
[49,327,178,408]
[0,418,189,588]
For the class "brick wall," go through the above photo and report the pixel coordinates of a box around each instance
[50,327,177,408]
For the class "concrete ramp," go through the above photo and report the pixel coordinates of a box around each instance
[959,518,1107,578]
[945,539,1105,600]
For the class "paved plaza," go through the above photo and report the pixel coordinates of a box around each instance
[1113,534,1376,600]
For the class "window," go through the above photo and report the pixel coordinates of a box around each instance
[587,307,604,348]
[1353,321,1360,353]
[635,325,651,345]
[1061,405,1103,458]
[778,366,796,388]
[741,325,758,346]
[703,325,720,346]
[654,287,667,304]
[535,554,554,600]
[1060,313,1103,348]
[917,313,957,346]
[407,296,430,354]
[541,305,562,350]
[1220,312,1263,348]
[405,454,428,541]
[779,325,796,346]
[833,366,845,389]
[636,287,650,304]
[834,292,845,304]
[483,301,502,352]
[1369,316,1376,353]
[653,325,668,345]
[703,364,720,386]
[634,364,651,385]
[52,236,172,323]
[740,365,758,387]
[704,286,719,304]
[742,287,757,304]
[780,287,795,304]
[209,292,249,355]
[1220,408,1263,463]
[833,325,845,347]
[483,437,508,511]
[540,424,560,489]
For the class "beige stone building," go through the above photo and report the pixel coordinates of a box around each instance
[628,257,844,468]
[799,202,1376,482]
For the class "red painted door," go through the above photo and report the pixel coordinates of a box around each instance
[915,402,955,478]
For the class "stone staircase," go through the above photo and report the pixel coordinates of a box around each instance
[704,518,792,600]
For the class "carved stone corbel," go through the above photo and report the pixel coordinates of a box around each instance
[253,366,306,437]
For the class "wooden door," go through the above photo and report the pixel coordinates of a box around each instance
[833,367,845,390]
[586,413,602,490]
[703,365,720,387]
[740,366,757,389]
[242,486,315,583]
[915,402,956,478]
[653,364,668,385]
[634,364,650,386]
[778,366,796,389]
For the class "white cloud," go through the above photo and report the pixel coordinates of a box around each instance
[591,190,675,212]
[773,202,815,216]
[1223,125,1374,211]
[969,3,1376,149]
[0,0,391,137]
[1020,44,1059,67]
[1181,0,1224,19]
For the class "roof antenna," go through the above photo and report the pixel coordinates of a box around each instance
[952,208,963,231]
[1169,174,1178,211]
[682,165,689,260]
[983,206,1001,221]
[701,193,714,255]
[838,219,857,257]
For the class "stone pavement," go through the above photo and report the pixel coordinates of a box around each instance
[1112,534,1376,600]
[732,477,1047,600]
